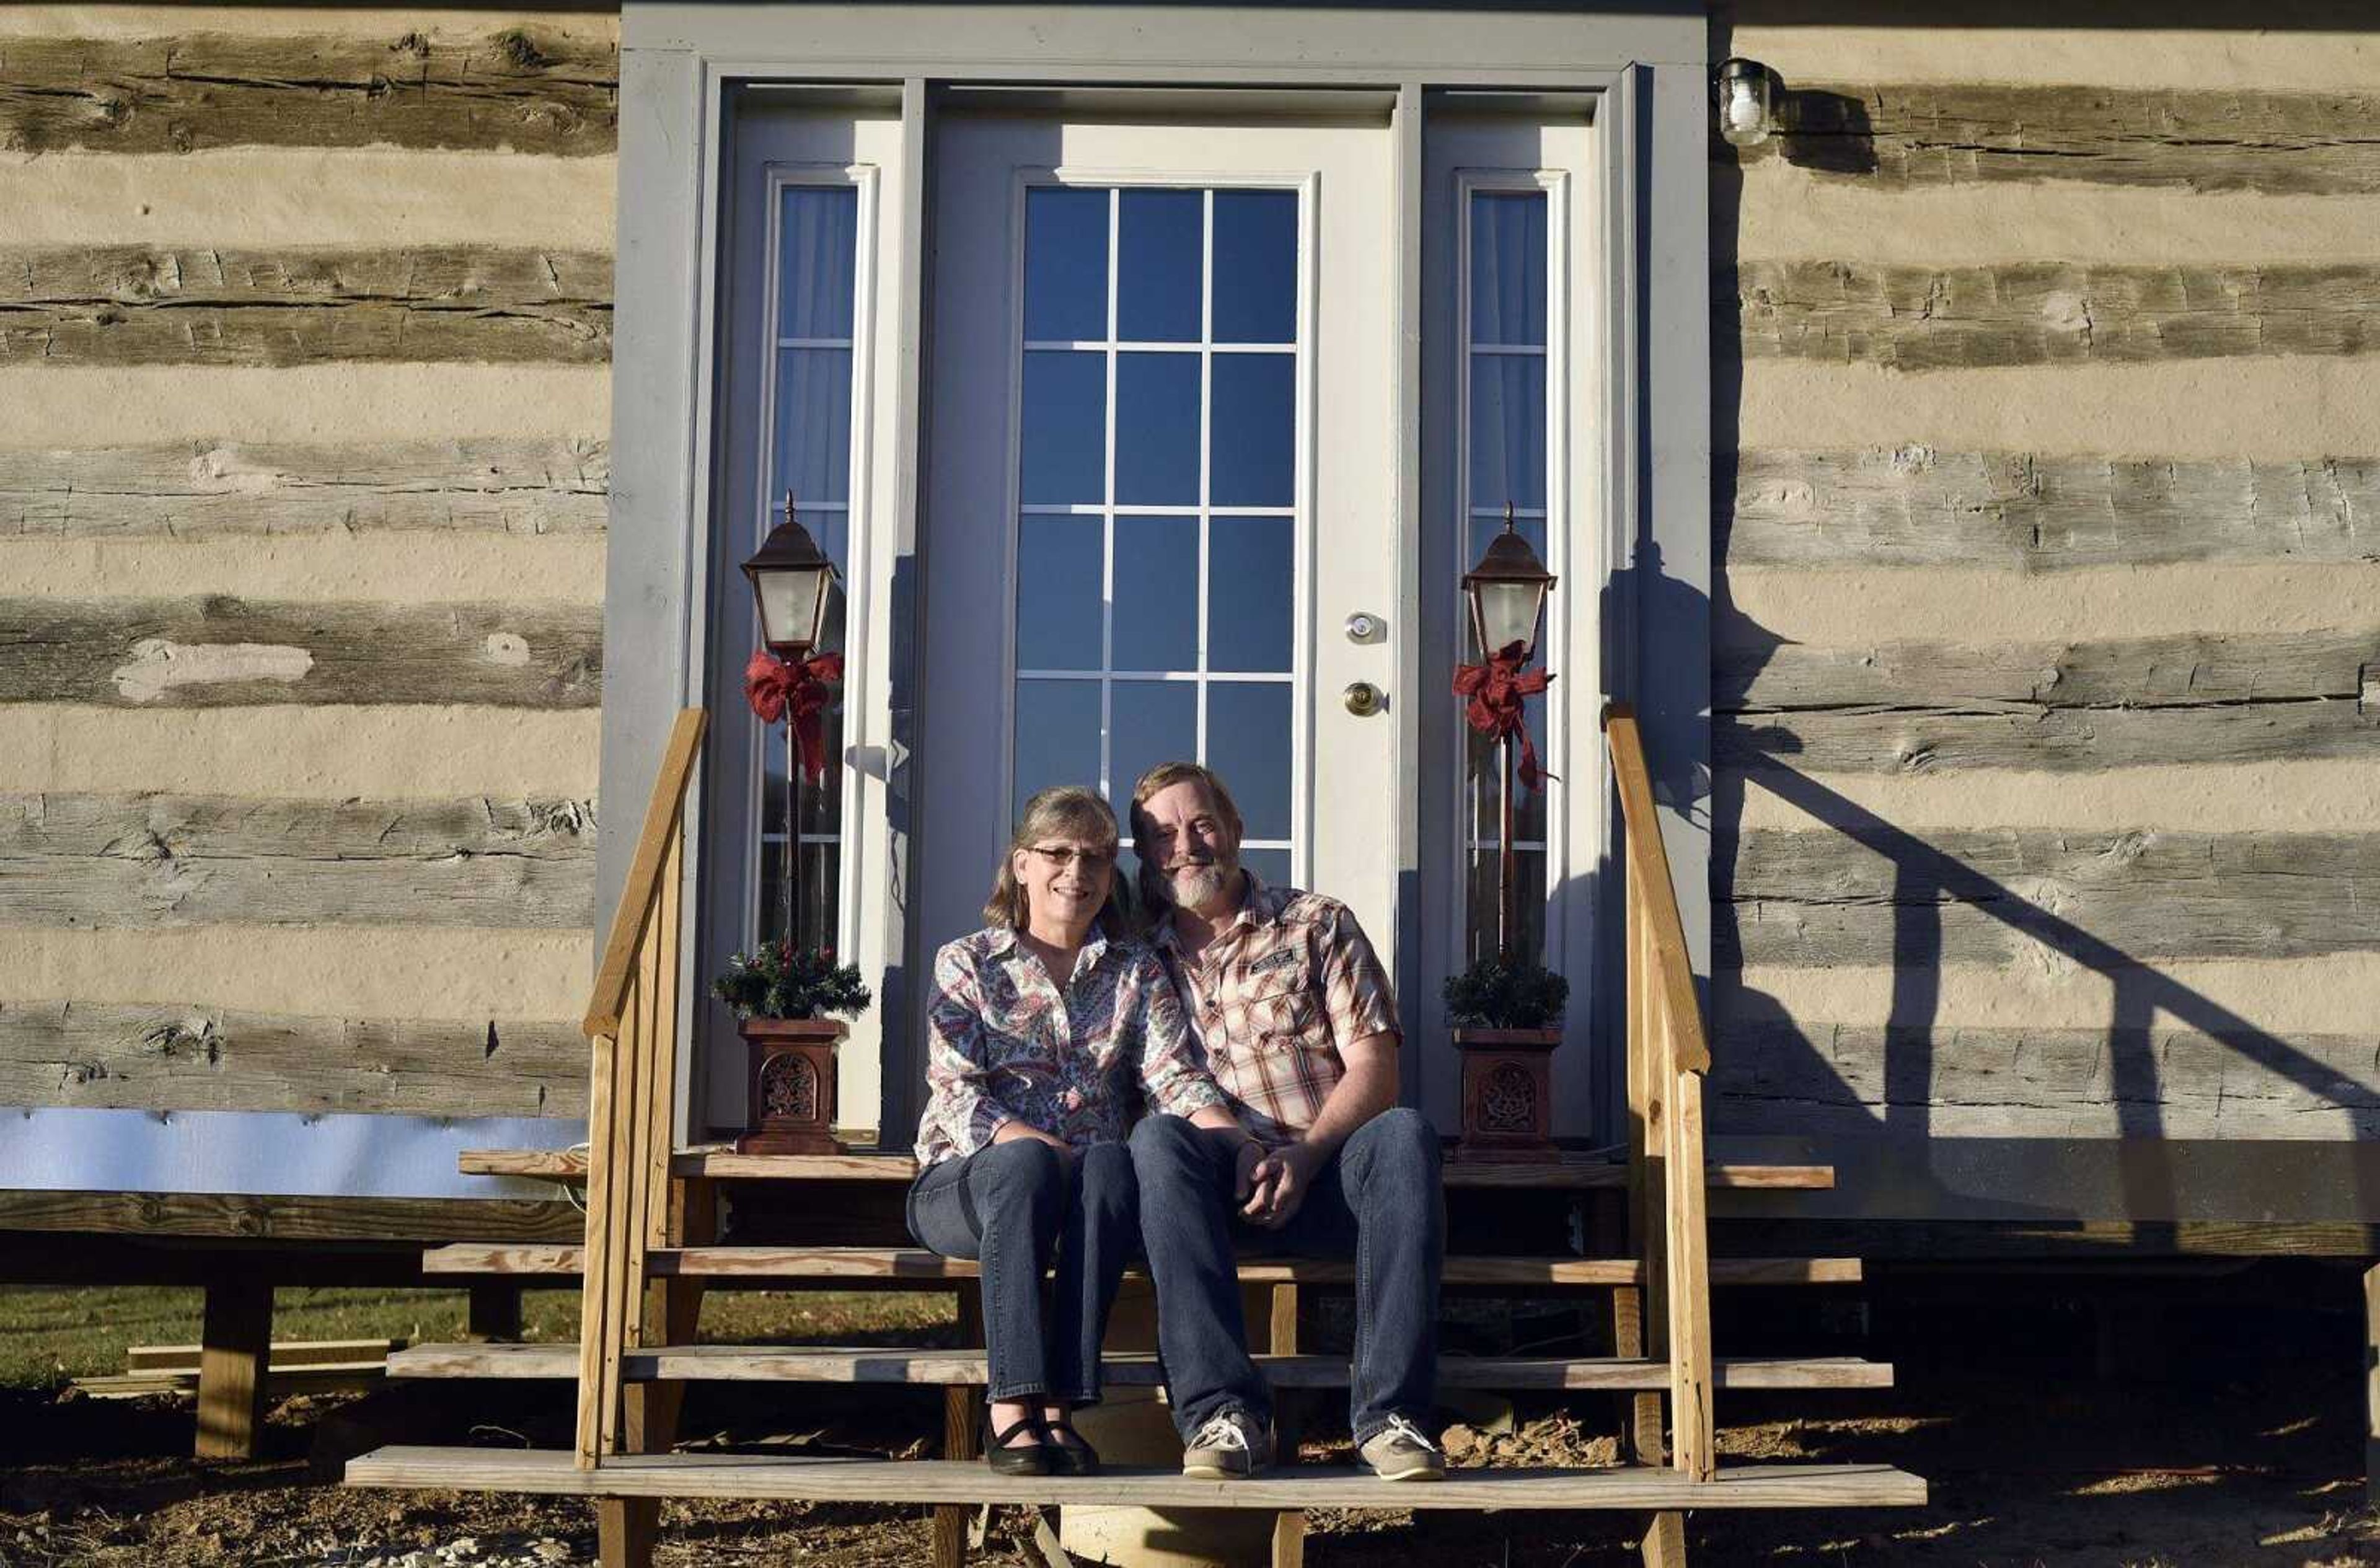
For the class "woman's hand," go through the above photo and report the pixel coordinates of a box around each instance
[992,1119,1076,1164]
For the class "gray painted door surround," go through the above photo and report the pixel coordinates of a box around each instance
[601,3,1712,1150]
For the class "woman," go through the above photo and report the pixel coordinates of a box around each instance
[908,785,1251,1476]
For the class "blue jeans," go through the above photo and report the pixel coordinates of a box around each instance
[1129,1107,1443,1445]
[906,1138,1139,1406]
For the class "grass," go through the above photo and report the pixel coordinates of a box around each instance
[0,1285,958,1391]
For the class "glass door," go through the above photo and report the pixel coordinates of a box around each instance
[919,107,1399,970]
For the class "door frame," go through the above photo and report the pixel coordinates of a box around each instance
[601,4,1712,1151]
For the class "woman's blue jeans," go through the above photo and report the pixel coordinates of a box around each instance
[906,1137,1139,1406]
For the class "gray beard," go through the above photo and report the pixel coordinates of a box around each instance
[1163,862,1233,911]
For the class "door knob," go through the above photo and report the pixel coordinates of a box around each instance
[1342,681,1385,717]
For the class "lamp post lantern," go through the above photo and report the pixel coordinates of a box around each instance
[1460,505,1556,964]
[741,495,845,951]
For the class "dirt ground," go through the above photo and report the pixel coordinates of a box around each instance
[2,1264,2375,1567]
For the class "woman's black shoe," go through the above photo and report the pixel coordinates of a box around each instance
[984,1411,1052,1476]
[1042,1417,1101,1478]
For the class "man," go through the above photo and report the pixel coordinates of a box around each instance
[1124,760,1446,1482]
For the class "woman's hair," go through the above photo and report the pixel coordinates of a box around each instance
[984,785,1129,931]
[1128,760,1243,912]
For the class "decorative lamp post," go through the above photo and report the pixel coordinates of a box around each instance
[734,495,850,1156]
[1448,506,1563,1163]
[1458,505,1556,964]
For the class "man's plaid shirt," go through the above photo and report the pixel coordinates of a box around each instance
[1150,871,1402,1147]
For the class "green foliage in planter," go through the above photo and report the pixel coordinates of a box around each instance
[1442,957,1569,1031]
[712,942,873,1022]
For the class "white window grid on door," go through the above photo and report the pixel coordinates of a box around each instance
[1002,172,1317,883]
[1453,165,1570,964]
[749,161,881,956]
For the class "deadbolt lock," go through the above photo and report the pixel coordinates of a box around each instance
[1342,681,1385,717]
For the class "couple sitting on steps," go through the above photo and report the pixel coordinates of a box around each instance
[905,761,1448,1483]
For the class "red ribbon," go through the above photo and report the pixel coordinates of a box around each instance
[1453,640,1556,791]
[745,647,844,785]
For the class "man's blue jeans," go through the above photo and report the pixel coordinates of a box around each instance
[1128,1108,1443,1445]
[906,1138,1139,1406]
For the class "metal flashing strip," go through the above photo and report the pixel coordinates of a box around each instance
[0,1109,585,1200]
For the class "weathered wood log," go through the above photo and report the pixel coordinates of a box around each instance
[1744,83,2380,197]
[0,791,596,929]
[1726,451,2380,571]
[0,1000,586,1116]
[1,438,609,539]
[1722,705,2380,775]
[1732,261,2380,369]
[0,30,617,157]
[1724,829,2380,966]
[1724,628,2379,713]
[0,247,612,366]
[0,1189,583,1243]
[0,595,602,708]
[1711,1020,2380,1140]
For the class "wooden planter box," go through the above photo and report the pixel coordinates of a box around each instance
[1450,1026,1562,1163]
[736,1016,849,1156]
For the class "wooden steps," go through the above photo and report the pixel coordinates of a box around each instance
[346,1447,1927,1510]
[455,1146,1838,1191]
[388,1342,1894,1391]
[420,1244,1864,1287]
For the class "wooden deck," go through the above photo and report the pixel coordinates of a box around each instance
[418,1243,1864,1287]
[389,1342,1893,1390]
[345,1448,1927,1510]
[455,1147,1838,1190]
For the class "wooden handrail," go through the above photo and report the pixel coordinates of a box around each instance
[583,709,708,1038]
[1602,703,1710,1074]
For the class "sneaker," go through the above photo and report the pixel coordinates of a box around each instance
[1358,1414,1446,1481]
[1182,1406,1274,1479]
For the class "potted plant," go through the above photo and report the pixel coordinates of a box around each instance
[712,941,873,1156]
[1443,958,1569,1163]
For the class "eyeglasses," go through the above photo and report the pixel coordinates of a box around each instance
[1026,845,1117,873]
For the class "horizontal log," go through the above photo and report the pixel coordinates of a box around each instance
[1711,1021,2380,1140]
[0,1000,585,1116]
[0,247,612,366]
[1732,261,2380,370]
[1726,451,2380,570]
[1751,82,2380,197]
[0,791,595,930]
[1725,628,2379,713]
[0,595,603,708]
[1724,829,2380,966]
[1,438,608,538]
[1720,628,2380,773]
[1723,705,2380,775]
[0,1189,582,1243]
[0,30,617,157]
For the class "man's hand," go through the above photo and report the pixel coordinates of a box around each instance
[1232,1136,1266,1204]
[1242,1141,1324,1229]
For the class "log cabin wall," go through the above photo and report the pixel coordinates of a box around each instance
[0,6,620,1134]
[1709,7,2380,1217]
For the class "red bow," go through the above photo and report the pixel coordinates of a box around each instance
[745,647,844,784]
[1453,640,1556,791]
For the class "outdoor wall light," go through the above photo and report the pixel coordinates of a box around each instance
[1714,57,1778,148]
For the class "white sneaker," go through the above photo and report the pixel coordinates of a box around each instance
[1182,1406,1274,1479]
[1358,1414,1445,1481]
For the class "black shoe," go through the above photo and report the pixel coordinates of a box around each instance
[984,1411,1051,1476]
[1043,1418,1101,1478]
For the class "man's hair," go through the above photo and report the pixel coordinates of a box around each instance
[984,785,1127,931]
[1128,761,1244,912]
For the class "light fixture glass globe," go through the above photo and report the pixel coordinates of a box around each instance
[1717,59,1775,148]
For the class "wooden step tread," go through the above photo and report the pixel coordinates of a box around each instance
[457,1147,1835,1191]
[420,1245,1862,1287]
[388,1342,1892,1390]
[345,1447,1926,1510]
